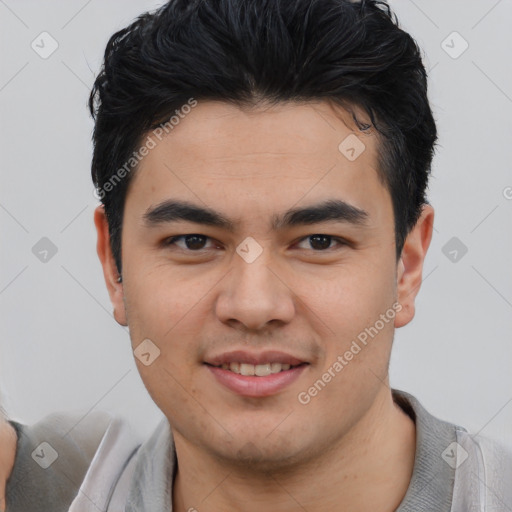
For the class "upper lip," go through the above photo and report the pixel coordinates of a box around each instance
[205,350,308,367]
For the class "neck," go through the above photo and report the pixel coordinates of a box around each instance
[172,389,416,512]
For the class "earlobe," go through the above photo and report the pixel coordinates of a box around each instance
[394,204,434,329]
[94,205,128,326]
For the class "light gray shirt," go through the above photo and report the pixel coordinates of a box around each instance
[6,390,512,511]
[122,390,512,511]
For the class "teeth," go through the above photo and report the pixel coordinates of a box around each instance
[255,364,272,376]
[220,362,294,376]
[239,363,255,376]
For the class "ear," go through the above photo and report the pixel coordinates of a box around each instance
[94,205,128,326]
[394,204,434,328]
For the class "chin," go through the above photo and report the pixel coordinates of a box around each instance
[207,435,318,475]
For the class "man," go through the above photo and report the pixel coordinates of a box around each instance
[87,0,512,510]
[4,0,511,510]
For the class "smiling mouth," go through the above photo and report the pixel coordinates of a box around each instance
[207,362,306,376]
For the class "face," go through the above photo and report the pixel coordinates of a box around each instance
[96,100,432,470]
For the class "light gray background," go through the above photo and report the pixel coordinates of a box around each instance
[0,0,511,450]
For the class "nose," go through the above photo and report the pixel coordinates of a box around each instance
[214,252,295,332]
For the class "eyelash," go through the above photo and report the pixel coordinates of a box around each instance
[163,234,349,252]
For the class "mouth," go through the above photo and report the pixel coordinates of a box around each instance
[206,361,305,376]
[204,351,309,397]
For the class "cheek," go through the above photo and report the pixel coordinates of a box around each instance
[297,260,396,331]
[122,282,199,412]
[124,261,210,335]
[126,282,206,410]
[295,259,398,387]
[136,361,206,435]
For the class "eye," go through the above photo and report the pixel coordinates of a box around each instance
[163,233,348,253]
[165,234,217,251]
[295,234,347,251]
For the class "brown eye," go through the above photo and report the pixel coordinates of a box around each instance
[296,234,345,251]
[183,234,208,250]
[308,235,332,250]
[166,234,212,251]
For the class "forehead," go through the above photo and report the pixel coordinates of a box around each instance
[143,100,375,168]
[126,100,392,229]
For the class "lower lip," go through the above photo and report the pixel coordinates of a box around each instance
[206,364,308,397]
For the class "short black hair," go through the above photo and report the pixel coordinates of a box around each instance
[89,0,437,273]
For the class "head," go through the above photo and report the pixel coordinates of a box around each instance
[92,0,436,470]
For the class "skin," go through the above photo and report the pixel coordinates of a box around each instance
[95,100,434,512]
[0,418,16,511]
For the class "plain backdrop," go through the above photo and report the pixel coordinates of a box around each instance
[1,0,511,451]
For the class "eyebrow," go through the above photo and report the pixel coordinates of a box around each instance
[143,199,369,231]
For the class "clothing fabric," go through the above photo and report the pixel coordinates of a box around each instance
[5,411,138,512]
[118,390,512,511]
[5,390,512,511]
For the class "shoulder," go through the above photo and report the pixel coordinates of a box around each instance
[392,389,512,511]
[109,417,174,512]
[6,411,139,512]
[452,430,512,510]
[62,415,173,512]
